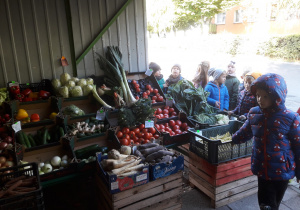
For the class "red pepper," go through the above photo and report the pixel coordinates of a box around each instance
[14,93,25,102]
[23,97,32,102]
[38,90,50,99]
[21,88,32,96]
[10,86,20,95]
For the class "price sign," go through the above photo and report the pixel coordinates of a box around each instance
[166,97,173,107]
[145,120,154,128]
[145,69,153,76]
[12,121,21,133]
[196,130,202,135]
[96,109,105,120]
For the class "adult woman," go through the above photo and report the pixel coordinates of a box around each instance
[192,61,210,89]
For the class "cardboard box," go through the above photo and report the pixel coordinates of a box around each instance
[96,152,149,194]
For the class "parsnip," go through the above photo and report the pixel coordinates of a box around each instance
[112,159,141,175]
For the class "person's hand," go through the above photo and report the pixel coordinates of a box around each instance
[215,101,220,109]
[239,115,246,120]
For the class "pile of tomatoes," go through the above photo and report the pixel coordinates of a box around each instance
[130,80,164,103]
[155,119,191,136]
[116,124,160,146]
[154,106,177,119]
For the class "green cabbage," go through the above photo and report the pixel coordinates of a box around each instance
[70,77,79,83]
[63,105,85,117]
[76,79,87,88]
[60,73,71,86]
[86,78,94,85]
[51,79,61,91]
[82,84,93,96]
[65,80,75,88]
[70,86,83,97]
[59,86,69,98]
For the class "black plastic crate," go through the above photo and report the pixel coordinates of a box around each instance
[188,121,253,164]
[0,163,44,210]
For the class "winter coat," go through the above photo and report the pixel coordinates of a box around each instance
[225,75,240,110]
[239,82,245,93]
[157,78,165,90]
[232,90,258,118]
[232,73,300,181]
[204,81,229,111]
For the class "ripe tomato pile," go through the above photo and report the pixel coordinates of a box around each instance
[130,79,164,103]
[116,124,160,146]
[155,119,191,136]
[154,106,177,119]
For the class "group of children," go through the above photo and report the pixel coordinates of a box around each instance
[149,61,300,210]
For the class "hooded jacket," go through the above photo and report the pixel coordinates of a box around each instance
[232,89,258,117]
[225,75,240,110]
[205,81,229,111]
[232,73,300,180]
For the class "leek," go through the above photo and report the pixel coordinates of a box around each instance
[92,85,113,109]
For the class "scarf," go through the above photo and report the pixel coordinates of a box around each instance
[166,74,182,85]
[227,72,236,77]
[155,74,163,81]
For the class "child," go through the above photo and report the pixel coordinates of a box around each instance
[239,68,251,93]
[228,71,262,120]
[149,62,165,90]
[205,68,229,111]
[192,61,210,89]
[297,107,300,115]
[225,61,240,110]
[232,73,300,210]
[164,64,183,90]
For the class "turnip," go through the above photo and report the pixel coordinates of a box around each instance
[51,156,61,167]
[60,160,68,167]
[42,164,52,173]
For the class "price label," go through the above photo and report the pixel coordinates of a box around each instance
[12,121,21,133]
[26,83,29,85]
[111,181,119,190]
[196,130,202,135]
[136,173,147,182]
[166,97,173,107]
[145,69,153,76]
[96,109,105,120]
[12,81,15,84]
[145,120,154,128]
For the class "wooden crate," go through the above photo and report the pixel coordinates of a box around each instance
[189,152,257,208]
[95,172,183,210]
[177,143,189,168]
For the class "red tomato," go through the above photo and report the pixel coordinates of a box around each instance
[160,124,165,130]
[152,100,156,104]
[122,134,130,140]
[155,115,161,119]
[164,106,170,110]
[155,124,160,130]
[153,89,158,94]
[148,133,153,138]
[136,88,141,93]
[132,80,137,85]
[142,92,148,97]
[146,90,151,95]
[134,84,140,88]
[138,132,145,138]
[175,120,182,127]
[129,131,135,138]
[181,122,188,129]
[146,84,151,90]
[133,136,139,142]
[160,129,165,133]
[171,112,177,116]
[143,95,148,99]
[155,93,160,97]
[170,131,175,136]
[163,109,169,115]
[144,140,150,144]
[144,133,151,140]
[150,88,153,93]
[173,125,180,131]
[185,126,190,131]
[133,128,140,134]
[165,127,172,133]
[150,137,155,141]
[154,134,159,139]
[182,131,188,134]
[149,127,156,134]
[169,108,175,113]
[169,120,176,127]
[175,129,182,135]
[142,128,148,134]
[156,108,162,114]
[152,96,157,101]
[164,123,169,127]
[122,127,130,134]
[135,142,140,145]
[117,131,123,138]
[159,114,164,118]
[139,138,145,143]
[139,124,145,130]
[121,138,129,145]
[135,96,140,100]
[130,139,134,144]
[158,96,164,102]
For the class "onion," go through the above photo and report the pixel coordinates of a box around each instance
[0,156,6,164]
[5,161,14,167]
[51,156,61,167]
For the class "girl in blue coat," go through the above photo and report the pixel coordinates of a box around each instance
[205,68,229,111]
[232,73,300,210]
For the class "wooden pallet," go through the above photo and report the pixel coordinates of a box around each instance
[95,172,183,210]
[177,143,190,168]
[189,152,257,208]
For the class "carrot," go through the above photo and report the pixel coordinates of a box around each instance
[5,175,26,185]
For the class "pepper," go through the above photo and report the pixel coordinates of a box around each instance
[21,88,32,96]
[10,86,20,95]
[23,97,32,102]
[49,112,58,121]
[21,117,31,124]
[39,90,50,99]
[30,113,40,122]
[15,109,29,121]
[14,93,25,102]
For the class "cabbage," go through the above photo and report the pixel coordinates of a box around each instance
[76,79,87,88]
[65,80,75,88]
[86,78,94,85]
[70,77,79,83]
[82,84,93,96]
[51,79,61,91]
[60,73,71,86]
[59,86,69,98]
[70,86,83,97]
[215,114,230,125]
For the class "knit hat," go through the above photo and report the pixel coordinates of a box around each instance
[245,71,262,80]
[171,64,181,73]
[208,68,225,80]
[149,62,161,74]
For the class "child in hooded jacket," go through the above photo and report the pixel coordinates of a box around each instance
[232,73,300,210]
[225,61,240,110]
[205,68,229,111]
[228,71,262,121]
[238,68,251,93]
[164,64,183,92]
[149,62,165,90]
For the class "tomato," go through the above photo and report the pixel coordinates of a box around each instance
[175,129,182,135]
[135,142,140,145]
[163,109,169,115]
[142,128,149,134]
[169,120,176,127]
[143,95,148,99]
[129,131,135,138]
[159,114,164,118]
[122,134,130,140]
[138,132,145,138]
[121,138,129,145]
[150,88,153,93]
[152,100,156,104]
[132,80,137,85]
[175,120,182,127]
[182,131,188,134]
[169,108,175,113]
[133,136,139,142]
[155,93,160,97]
[165,127,172,133]
[134,84,140,88]
[144,133,151,140]
[135,96,140,100]
[146,90,151,95]
[133,128,140,134]
[152,96,157,101]
[122,127,130,134]
[144,140,150,144]
[181,122,188,129]
[146,84,151,90]
[154,134,160,139]
[171,111,177,116]
[160,129,165,133]
[164,106,170,110]
[148,133,153,138]
[185,126,190,131]
[160,124,165,130]
[173,125,180,131]
[155,124,160,130]
[139,138,145,143]
[136,88,141,93]
[156,108,162,114]
[139,124,145,130]
[148,127,156,134]
[164,123,169,127]
[158,96,164,102]
[155,115,161,119]
[170,131,175,136]
[117,131,123,138]
[130,139,134,144]
[153,89,158,94]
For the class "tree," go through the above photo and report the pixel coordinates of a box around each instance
[172,0,241,31]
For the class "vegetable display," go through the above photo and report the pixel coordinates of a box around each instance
[0,88,8,105]
[209,132,232,143]
[9,85,50,102]
[167,79,214,116]
[35,154,71,175]
[154,106,177,119]
[155,119,190,136]
[62,105,85,117]
[0,114,11,127]
[192,113,229,125]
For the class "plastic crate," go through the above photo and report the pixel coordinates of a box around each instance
[0,163,44,210]
[188,121,253,164]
